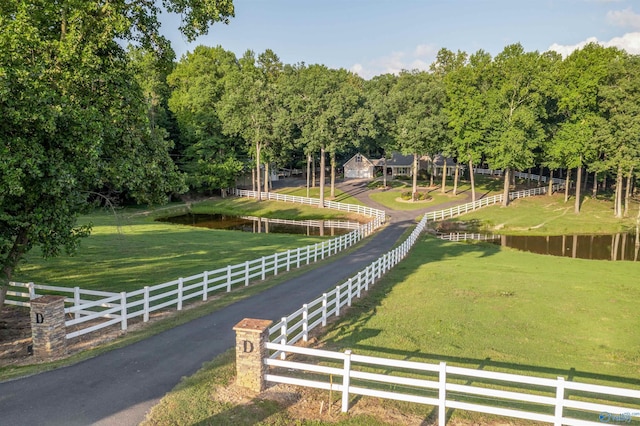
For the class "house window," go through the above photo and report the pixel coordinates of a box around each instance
[355,155,362,163]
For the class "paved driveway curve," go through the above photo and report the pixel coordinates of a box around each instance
[0,181,464,425]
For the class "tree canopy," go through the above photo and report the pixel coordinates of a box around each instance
[0,0,234,305]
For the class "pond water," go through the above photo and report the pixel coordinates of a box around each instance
[157,213,361,236]
[439,231,639,261]
[492,233,639,261]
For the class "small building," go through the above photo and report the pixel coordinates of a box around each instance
[343,153,376,179]
[343,152,462,180]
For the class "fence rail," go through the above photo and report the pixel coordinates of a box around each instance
[5,192,386,340]
[264,343,640,426]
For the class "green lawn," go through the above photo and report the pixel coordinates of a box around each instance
[368,175,506,211]
[13,198,367,292]
[445,193,639,235]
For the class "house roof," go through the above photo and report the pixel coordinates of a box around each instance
[385,152,414,167]
[343,153,375,167]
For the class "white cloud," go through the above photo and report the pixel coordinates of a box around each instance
[548,32,640,56]
[606,7,640,29]
[351,44,436,79]
[414,44,437,58]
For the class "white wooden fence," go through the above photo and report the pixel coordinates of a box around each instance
[264,343,640,426]
[5,194,386,340]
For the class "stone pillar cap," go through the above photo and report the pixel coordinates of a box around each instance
[233,318,273,332]
[31,295,66,305]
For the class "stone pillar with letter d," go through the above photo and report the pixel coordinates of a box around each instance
[233,318,272,393]
[30,295,67,361]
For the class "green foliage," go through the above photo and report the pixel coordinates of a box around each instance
[0,0,233,291]
[167,46,244,192]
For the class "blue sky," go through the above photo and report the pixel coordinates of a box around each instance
[160,0,640,78]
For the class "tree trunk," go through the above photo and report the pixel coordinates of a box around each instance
[527,168,532,188]
[615,169,623,218]
[382,155,387,188]
[624,167,633,217]
[319,147,326,208]
[548,169,554,196]
[264,162,269,194]
[412,153,419,202]
[453,164,459,196]
[441,160,447,193]
[306,153,311,198]
[429,159,434,187]
[564,168,571,203]
[330,152,336,198]
[592,171,598,198]
[255,142,262,201]
[1,229,28,315]
[502,168,510,207]
[312,156,316,188]
[469,159,476,203]
[574,166,582,214]
[251,168,256,193]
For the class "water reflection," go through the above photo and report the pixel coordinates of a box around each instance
[157,213,361,236]
[439,231,639,261]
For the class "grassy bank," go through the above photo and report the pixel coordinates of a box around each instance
[446,193,639,235]
[13,197,368,292]
[143,234,639,425]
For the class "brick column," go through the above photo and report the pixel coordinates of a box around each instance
[233,318,272,393]
[30,295,67,361]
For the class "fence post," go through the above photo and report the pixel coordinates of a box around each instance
[357,272,362,298]
[280,316,288,360]
[322,293,328,326]
[438,362,447,426]
[302,304,308,342]
[203,271,209,301]
[143,286,150,322]
[335,285,341,316]
[227,265,232,292]
[120,292,128,331]
[347,279,352,307]
[297,247,301,268]
[28,282,35,300]
[341,350,353,413]
[74,286,81,320]
[261,256,266,280]
[287,250,291,272]
[554,377,565,426]
[233,318,272,393]
[274,253,279,276]
[177,278,183,310]
[245,261,250,286]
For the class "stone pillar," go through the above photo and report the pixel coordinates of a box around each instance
[233,318,272,393]
[30,295,67,361]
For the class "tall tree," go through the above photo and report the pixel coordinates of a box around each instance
[364,73,399,188]
[600,52,640,217]
[0,0,233,309]
[484,44,548,206]
[388,71,448,201]
[445,49,493,202]
[168,46,243,192]
[550,43,622,213]
[283,65,364,206]
[217,49,283,200]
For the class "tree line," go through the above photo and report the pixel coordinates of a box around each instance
[144,43,639,216]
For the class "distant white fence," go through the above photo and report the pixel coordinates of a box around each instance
[5,194,386,340]
[264,343,640,425]
[437,232,498,242]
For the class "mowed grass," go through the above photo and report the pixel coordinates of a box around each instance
[369,175,505,211]
[13,198,367,292]
[448,193,639,235]
[322,236,640,381]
